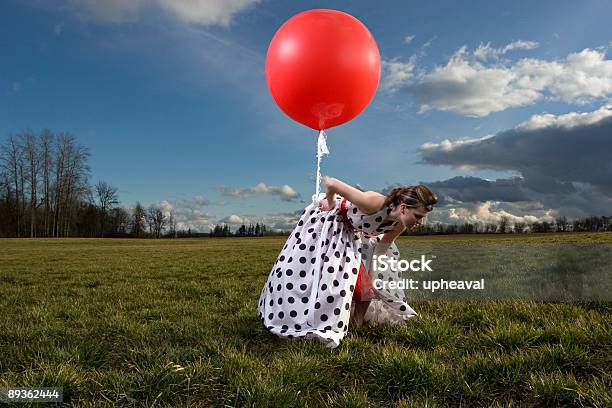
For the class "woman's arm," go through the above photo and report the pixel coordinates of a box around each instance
[324,176,386,215]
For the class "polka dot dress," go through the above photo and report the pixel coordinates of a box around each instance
[257,194,416,348]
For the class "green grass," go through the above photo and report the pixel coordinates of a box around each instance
[0,235,611,407]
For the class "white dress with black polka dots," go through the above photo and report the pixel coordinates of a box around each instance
[258,194,418,348]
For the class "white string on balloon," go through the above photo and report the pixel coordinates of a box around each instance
[312,130,329,205]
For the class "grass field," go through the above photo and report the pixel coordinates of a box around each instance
[1,234,611,407]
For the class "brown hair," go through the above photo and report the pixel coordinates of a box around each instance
[383,185,438,212]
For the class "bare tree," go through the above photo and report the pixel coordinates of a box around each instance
[556,216,568,232]
[95,181,118,237]
[147,205,166,238]
[22,130,39,237]
[498,215,509,234]
[168,210,177,238]
[131,202,146,237]
[40,129,53,237]
[1,135,23,237]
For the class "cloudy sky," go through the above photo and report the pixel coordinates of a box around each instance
[1,0,611,231]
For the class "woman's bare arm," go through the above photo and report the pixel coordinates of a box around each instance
[324,177,385,215]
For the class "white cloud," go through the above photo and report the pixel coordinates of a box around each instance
[381,57,417,93]
[403,35,415,45]
[157,0,260,26]
[474,40,539,61]
[219,214,249,224]
[193,195,210,206]
[445,201,555,225]
[68,0,260,26]
[149,197,216,232]
[216,182,300,201]
[384,44,612,117]
[517,105,612,130]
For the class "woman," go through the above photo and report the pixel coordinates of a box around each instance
[257,177,437,348]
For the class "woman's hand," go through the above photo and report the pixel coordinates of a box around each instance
[323,176,336,210]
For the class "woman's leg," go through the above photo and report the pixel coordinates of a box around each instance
[350,300,370,327]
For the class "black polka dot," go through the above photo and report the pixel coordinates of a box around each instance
[290,310,297,317]
[278,298,283,305]
[299,270,307,278]
[279,311,284,318]
[334,251,340,258]
[321,314,328,321]
[338,321,344,328]
[334,308,340,315]
[286,269,293,276]
[327,296,334,303]
[300,284,307,290]
[343,273,349,279]
[327,266,334,273]
[299,244,306,250]
[295,324,301,330]
[302,297,308,303]
[277,284,281,291]
[299,257,306,264]
[309,246,315,252]
[333,280,339,287]
[279,255,285,261]
[288,296,295,303]
[321,283,327,290]
[298,220,304,226]
[375,216,383,222]
[268,313,273,319]
[286,283,293,290]
[364,223,370,228]
[340,290,346,296]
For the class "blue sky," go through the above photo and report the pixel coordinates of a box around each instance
[2,0,612,231]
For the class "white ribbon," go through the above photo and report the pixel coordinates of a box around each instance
[312,130,329,206]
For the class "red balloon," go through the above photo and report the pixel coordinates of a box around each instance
[266,9,381,131]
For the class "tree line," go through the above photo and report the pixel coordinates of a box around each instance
[407,215,612,235]
[0,129,279,238]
